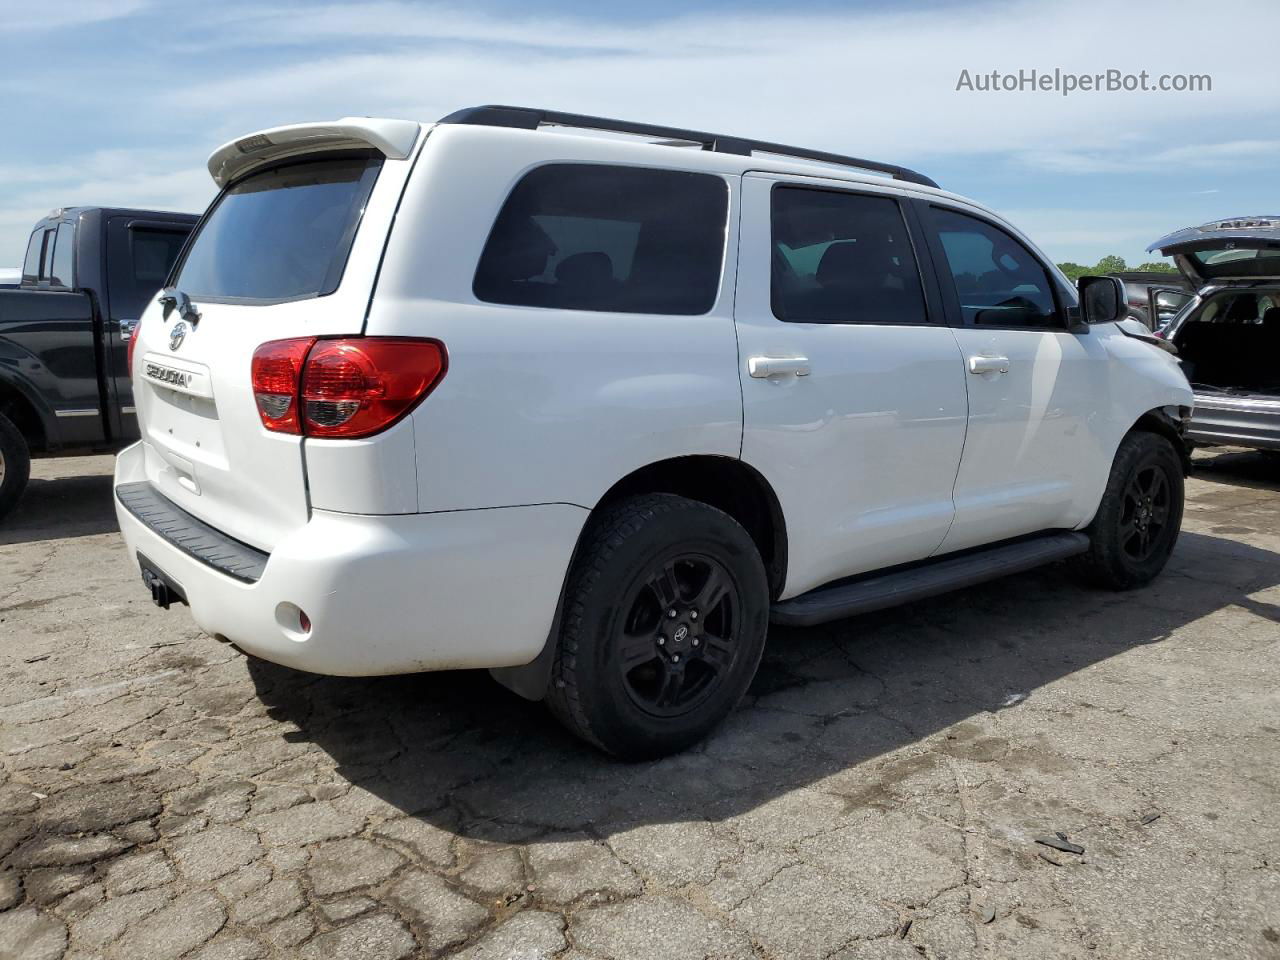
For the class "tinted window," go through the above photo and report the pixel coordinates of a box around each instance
[1188,246,1280,279]
[50,223,75,287]
[176,153,382,302]
[110,228,189,320]
[930,207,1060,328]
[22,230,46,284]
[37,229,56,283]
[474,164,728,315]
[772,187,928,324]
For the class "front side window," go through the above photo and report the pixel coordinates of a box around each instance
[50,223,75,288]
[929,207,1061,328]
[474,164,728,315]
[771,187,928,324]
[175,153,382,302]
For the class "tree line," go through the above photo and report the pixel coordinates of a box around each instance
[1055,256,1176,283]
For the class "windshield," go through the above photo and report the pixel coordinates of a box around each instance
[175,153,382,302]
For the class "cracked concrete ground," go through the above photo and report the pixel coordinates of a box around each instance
[1,449,1278,960]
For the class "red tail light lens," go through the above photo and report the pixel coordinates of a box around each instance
[302,339,446,438]
[251,338,316,434]
[251,337,446,438]
[127,317,142,377]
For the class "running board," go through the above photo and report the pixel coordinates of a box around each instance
[770,532,1090,627]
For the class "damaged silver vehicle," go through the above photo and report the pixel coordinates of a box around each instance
[1148,217,1280,452]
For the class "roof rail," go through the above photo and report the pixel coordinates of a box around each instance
[436,105,939,190]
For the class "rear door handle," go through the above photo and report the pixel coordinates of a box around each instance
[748,356,811,378]
[968,355,1010,375]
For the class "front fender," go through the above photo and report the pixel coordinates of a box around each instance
[1074,323,1194,527]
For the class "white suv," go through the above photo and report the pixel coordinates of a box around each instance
[115,106,1193,758]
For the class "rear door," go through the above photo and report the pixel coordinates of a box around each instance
[105,218,192,442]
[735,174,969,597]
[919,202,1108,552]
[131,145,417,551]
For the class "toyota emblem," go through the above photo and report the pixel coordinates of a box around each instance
[169,321,188,351]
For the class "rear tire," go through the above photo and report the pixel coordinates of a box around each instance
[1074,430,1184,589]
[0,412,31,523]
[546,494,769,760]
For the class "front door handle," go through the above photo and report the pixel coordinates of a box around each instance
[968,355,1010,375]
[748,356,811,378]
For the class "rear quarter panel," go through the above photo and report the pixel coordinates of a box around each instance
[365,125,745,512]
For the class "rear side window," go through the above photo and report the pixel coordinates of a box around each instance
[108,227,190,320]
[929,207,1061,328]
[22,229,48,284]
[474,164,728,315]
[175,153,382,303]
[50,223,75,287]
[771,187,928,324]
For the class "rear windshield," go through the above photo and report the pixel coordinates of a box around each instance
[1189,245,1280,279]
[175,153,382,303]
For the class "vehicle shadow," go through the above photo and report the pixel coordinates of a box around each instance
[245,528,1280,847]
[1191,447,1280,493]
[0,470,119,546]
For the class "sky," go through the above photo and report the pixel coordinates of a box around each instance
[1,0,1277,269]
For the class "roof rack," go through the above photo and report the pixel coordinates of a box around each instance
[436,105,939,190]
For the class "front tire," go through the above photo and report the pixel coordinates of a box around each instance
[1074,430,1184,589]
[0,412,31,523]
[546,494,769,760]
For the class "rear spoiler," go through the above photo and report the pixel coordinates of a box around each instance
[207,118,421,187]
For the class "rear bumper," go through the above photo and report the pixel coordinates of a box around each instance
[1187,392,1280,451]
[113,442,587,676]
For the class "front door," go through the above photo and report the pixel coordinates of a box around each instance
[734,174,969,598]
[918,202,1107,553]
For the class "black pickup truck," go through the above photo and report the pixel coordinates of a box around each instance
[0,207,197,519]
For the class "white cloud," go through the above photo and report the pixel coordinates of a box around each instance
[1024,140,1280,175]
[0,0,150,31]
[0,151,213,266]
[999,208,1190,266]
[1,0,1278,260]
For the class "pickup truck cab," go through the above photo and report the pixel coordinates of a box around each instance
[115,108,1193,758]
[0,207,197,518]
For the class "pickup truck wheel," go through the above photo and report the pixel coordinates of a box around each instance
[0,412,31,522]
[546,494,769,760]
[1074,430,1184,589]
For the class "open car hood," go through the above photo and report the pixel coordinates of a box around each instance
[1148,216,1280,290]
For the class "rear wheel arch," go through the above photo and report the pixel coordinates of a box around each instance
[489,455,787,703]
[0,379,48,454]
[593,455,787,601]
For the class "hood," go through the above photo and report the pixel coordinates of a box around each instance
[1148,216,1280,290]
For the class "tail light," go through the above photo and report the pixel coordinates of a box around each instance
[127,317,142,377]
[1153,329,1167,339]
[251,337,446,438]
[251,338,315,433]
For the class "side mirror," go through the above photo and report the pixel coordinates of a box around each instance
[1077,275,1125,325]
